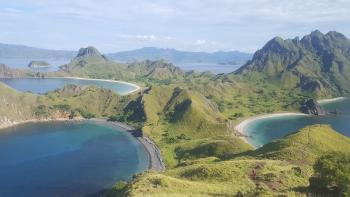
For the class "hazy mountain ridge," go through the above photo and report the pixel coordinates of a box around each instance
[107,47,253,64]
[0,43,251,66]
[0,43,76,59]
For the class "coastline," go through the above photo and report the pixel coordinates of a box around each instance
[234,112,309,146]
[0,118,165,172]
[0,118,84,130]
[235,97,348,147]
[1,76,141,96]
[318,97,348,104]
[104,120,165,172]
[48,76,141,95]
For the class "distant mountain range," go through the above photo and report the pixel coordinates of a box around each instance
[0,43,76,59]
[0,43,252,65]
[106,47,252,65]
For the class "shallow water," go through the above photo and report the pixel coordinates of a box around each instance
[0,78,137,95]
[0,121,149,197]
[244,99,350,147]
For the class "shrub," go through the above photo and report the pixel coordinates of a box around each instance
[76,108,96,119]
[309,152,350,196]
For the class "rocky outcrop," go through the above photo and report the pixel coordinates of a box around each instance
[300,99,326,116]
[75,46,107,60]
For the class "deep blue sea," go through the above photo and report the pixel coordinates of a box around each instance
[0,121,148,197]
[0,78,137,95]
[244,99,350,147]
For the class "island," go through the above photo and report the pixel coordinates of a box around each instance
[28,60,51,68]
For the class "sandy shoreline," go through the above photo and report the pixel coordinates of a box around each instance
[318,97,348,104]
[0,118,164,172]
[235,97,348,147]
[2,76,141,96]
[92,119,165,172]
[0,118,83,130]
[234,112,308,146]
[47,76,141,95]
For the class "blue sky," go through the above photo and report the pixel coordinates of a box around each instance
[0,0,349,53]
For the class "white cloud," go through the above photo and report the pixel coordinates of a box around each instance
[0,0,349,52]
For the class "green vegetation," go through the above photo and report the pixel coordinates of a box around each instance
[251,125,350,164]
[309,152,350,196]
[110,125,349,196]
[0,83,140,125]
[1,31,350,196]
[235,30,350,98]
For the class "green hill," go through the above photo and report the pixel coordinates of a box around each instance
[251,125,350,164]
[0,82,138,126]
[140,85,252,167]
[108,125,349,196]
[235,30,350,97]
[52,47,190,84]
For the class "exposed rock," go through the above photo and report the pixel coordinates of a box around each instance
[300,99,326,116]
[75,46,107,60]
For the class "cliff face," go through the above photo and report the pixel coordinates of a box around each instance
[300,99,326,116]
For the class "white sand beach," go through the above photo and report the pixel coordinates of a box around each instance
[47,76,141,95]
[318,97,348,104]
[234,112,309,145]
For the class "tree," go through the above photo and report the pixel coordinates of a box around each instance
[310,152,350,196]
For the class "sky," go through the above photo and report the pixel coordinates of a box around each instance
[0,0,349,53]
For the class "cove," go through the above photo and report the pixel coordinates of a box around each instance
[243,99,350,147]
[0,121,149,197]
[0,77,139,95]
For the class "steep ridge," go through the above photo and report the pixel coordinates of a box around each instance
[235,31,350,97]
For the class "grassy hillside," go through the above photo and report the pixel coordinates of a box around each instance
[109,159,312,196]
[0,82,140,126]
[108,125,349,196]
[140,85,252,167]
[2,32,350,197]
[251,125,350,164]
[234,31,350,97]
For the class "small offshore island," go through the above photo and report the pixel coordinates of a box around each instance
[1,30,350,196]
[28,60,51,68]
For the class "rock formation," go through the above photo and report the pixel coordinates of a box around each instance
[300,99,326,116]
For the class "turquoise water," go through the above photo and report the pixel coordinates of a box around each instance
[0,121,149,197]
[0,78,137,95]
[244,99,350,147]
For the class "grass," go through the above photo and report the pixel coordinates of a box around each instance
[2,58,350,196]
[0,82,140,124]
[109,125,349,196]
[250,125,350,164]
[111,159,312,196]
